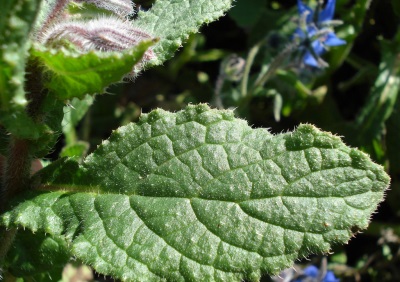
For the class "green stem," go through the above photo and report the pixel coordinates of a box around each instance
[0,137,31,268]
[252,43,297,91]
[240,42,262,100]
[1,138,31,212]
[65,127,78,145]
[0,228,17,267]
[239,41,297,109]
[0,61,45,271]
[213,73,225,109]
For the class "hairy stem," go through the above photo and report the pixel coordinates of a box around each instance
[213,73,225,109]
[0,228,17,268]
[239,42,297,109]
[0,138,31,213]
[252,43,297,90]
[240,42,262,100]
[0,60,46,270]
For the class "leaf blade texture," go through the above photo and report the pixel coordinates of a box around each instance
[32,40,155,100]
[136,0,233,65]
[2,105,389,281]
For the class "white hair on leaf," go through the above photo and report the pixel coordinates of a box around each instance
[39,16,153,52]
[73,0,135,17]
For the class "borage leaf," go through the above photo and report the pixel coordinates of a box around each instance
[32,39,155,100]
[136,0,233,65]
[2,105,389,281]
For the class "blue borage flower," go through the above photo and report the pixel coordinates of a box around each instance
[294,0,346,68]
[294,265,340,282]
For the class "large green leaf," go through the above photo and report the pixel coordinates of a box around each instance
[136,0,233,65]
[2,105,389,281]
[0,0,46,139]
[32,40,155,100]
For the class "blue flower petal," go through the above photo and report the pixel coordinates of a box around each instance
[324,32,346,46]
[307,25,318,37]
[303,40,326,67]
[297,0,314,23]
[304,52,319,67]
[319,0,336,22]
[323,271,340,282]
[312,40,326,55]
[294,27,306,39]
[303,265,319,277]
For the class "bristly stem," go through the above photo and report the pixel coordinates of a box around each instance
[214,73,225,109]
[38,0,71,35]
[0,138,31,213]
[240,41,262,100]
[0,57,46,274]
[0,61,44,208]
[252,42,297,89]
[0,228,17,269]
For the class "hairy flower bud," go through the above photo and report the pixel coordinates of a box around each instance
[73,0,134,17]
[39,17,153,53]
[35,0,156,74]
[220,54,245,82]
[38,0,71,33]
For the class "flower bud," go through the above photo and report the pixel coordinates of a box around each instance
[74,0,134,17]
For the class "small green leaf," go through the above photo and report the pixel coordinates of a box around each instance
[2,105,389,281]
[62,95,94,145]
[63,95,94,130]
[32,40,155,100]
[5,230,69,279]
[60,142,89,159]
[136,0,233,65]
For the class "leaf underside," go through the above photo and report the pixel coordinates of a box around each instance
[2,105,389,281]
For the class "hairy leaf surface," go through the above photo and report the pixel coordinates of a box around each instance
[32,40,155,100]
[2,105,389,281]
[136,0,233,65]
